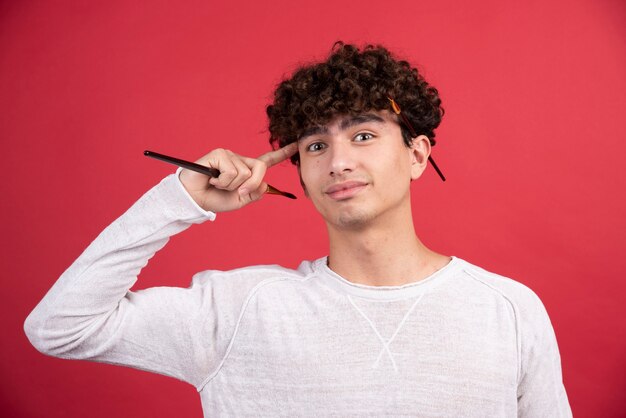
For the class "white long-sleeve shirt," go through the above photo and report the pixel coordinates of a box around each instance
[24,169,572,417]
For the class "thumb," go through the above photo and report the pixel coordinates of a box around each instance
[240,182,268,205]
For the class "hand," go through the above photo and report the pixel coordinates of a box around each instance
[178,142,298,213]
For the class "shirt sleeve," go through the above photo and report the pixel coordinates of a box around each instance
[23,169,224,389]
[517,291,572,417]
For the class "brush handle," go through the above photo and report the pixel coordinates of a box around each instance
[144,150,220,177]
[144,150,297,199]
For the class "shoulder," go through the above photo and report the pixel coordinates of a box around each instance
[180,260,319,333]
[454,258,562,381]
[192,259,315,281]
[452,257,555,341]
[454,257,546,315]
[188,259,317,294]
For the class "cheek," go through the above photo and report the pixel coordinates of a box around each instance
[396,148,414,176]
[299,158,323,188]
[381,147,412,175]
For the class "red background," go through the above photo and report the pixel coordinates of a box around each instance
[2,1,625,417]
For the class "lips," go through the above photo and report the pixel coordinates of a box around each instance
[324,181,368,200]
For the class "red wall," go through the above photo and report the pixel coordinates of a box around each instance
[2,1,625,416]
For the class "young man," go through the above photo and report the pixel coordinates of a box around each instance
[24,43,571,416]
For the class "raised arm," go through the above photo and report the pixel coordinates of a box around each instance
[23,144,297,388]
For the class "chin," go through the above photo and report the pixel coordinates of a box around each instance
[331,207,376,229]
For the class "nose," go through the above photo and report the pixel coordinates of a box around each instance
[328,141,356,176]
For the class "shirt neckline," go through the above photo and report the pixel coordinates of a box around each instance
[313,255,461,300]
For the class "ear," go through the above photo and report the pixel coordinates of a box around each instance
[409,135,431,181]
[297,164,309,198]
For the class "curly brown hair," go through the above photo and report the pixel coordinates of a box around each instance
[266,42,444,164]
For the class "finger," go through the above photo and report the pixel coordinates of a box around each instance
[257,142,299,168]
[241,181,268,204]
[237,157,267,195]
[208,151,238,189]
[224,155,253,191]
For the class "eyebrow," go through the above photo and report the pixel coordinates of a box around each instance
[298,113,386,140]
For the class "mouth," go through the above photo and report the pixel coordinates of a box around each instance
[324,181,368,200]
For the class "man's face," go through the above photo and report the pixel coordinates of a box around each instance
[297,110,430,229]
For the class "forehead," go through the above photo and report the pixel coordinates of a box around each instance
[299,110,395,140]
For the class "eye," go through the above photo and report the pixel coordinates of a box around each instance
[354,132,374,142]
[306,142,327,152]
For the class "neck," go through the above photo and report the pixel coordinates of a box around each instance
[326,204,450,286]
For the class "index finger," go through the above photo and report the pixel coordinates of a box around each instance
[257,142,299,167]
